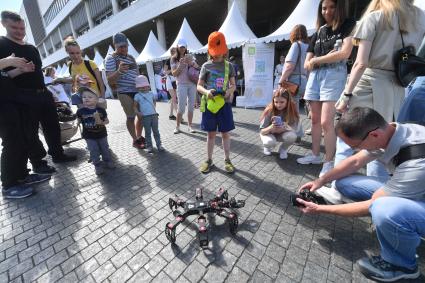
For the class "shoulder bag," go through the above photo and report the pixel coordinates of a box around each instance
[279,42,301,96]
[394,17,425,87]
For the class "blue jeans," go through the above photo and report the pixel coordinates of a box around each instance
[143,114,161,148]
[370,197,425,269]
[333,137,390,200]
[86,137,111,165]
[398,76,425,123]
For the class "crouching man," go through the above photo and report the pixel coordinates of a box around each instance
[296,107,425,282]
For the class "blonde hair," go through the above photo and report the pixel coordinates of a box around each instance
[64,36,80,50]
[362,0,420,33]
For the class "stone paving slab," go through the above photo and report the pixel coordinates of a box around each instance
[0,99,424,282]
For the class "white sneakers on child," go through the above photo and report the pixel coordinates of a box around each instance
[263,147,272,156]
[297,153,322,165]
[319,161,334,177]
[173,127,180,134]
[188,126,196,133]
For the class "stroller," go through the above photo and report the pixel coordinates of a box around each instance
[55,102,80,145]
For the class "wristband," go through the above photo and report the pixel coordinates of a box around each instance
[343,92,353,97]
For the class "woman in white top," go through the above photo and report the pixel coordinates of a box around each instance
[44,67,70,104]
[334,0,425,182]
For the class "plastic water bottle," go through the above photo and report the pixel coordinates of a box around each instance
[334,39,343,51]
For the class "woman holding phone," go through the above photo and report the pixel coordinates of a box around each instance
[171,38,198,134]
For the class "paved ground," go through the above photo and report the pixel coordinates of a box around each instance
[0,99,424,283]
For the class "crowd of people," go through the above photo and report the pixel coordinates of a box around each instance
[1,0,425,281]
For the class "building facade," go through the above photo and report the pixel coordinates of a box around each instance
[20,0,371,68]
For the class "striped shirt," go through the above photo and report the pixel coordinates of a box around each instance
[105,53,139,93]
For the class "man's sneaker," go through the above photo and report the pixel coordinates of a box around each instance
[169,115,176,120]
[297,153,322,165]
[2,185,34,199]
[22,174,51,185]
[157,145,165,152]
[263,147,272,156]
[174,127,181,134]
[315,185,345,204]
[279,148,288,160]
[319,161,334,177]
[357,255,420,282]
[200,159,213,174]
[52,153,77,163]
[188,126,196,133]
[145,147,153,153]
[224,159,235,174]
[33,163,56,175]
[95,165,104,175]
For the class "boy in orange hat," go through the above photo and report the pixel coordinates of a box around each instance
[197,31,236,174]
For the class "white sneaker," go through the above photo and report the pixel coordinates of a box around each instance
[319,161,334,177]
[188,126,196,133]
[297,153,322,165]
[315,185,344,204]
[279,148,288,160]
[263,147,272,156]
[173,127,180,134]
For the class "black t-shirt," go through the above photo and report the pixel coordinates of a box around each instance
[0,36,45,89]
[307,19,356,57]
[76,107,108,139]
[0,72,18,103]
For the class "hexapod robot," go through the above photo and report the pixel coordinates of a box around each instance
[165,188,245,248]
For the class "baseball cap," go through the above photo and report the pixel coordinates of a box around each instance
[113,32,128,47]
[208,31,228,57]
[135,75,150,88]
[177,38,187,48]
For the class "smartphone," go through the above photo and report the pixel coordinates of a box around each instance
[272,116,283,126]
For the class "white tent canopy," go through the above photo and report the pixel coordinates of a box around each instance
[58,63,67,78]
[257,0,320,43]
[93,50,104,70]
[128,40,140,59]
[159,18,203,59]
[55,64,64,77]
[62,63,70,77]
[136,31,166,64]
[415,0,425,11]
[107,45,114,55]
[195,1,257,53]
[84,54,90,61]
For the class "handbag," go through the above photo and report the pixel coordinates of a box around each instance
[187,66,200,84]
[394,18,425,87]
[279,43,301,96]
[200,60,230,114]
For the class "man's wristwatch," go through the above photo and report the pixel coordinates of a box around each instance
[343,92,353,97]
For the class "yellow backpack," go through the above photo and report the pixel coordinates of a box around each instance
[200,60,229,114]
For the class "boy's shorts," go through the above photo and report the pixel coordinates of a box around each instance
[201,103,235,133]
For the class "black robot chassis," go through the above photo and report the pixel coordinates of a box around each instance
[165,188,245,248]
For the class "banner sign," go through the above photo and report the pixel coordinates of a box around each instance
[242,42,275,108]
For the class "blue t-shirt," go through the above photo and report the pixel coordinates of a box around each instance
[76,107,108,139]
[134,92,157,116]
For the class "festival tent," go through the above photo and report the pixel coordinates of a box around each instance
[136,31,167,94]
[159,18,203,59]
[84,54,90,61]
[194,1,257,53]
[415,0,425,11]
[57,63,67,78]
[256,0,320,43]
[55,64,64,77]
[62,63,70,77]
[128,40,140,59]
[107,45,114,55]
[93,50,104,70]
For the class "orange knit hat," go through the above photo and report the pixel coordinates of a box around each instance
[208,31,228,57]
